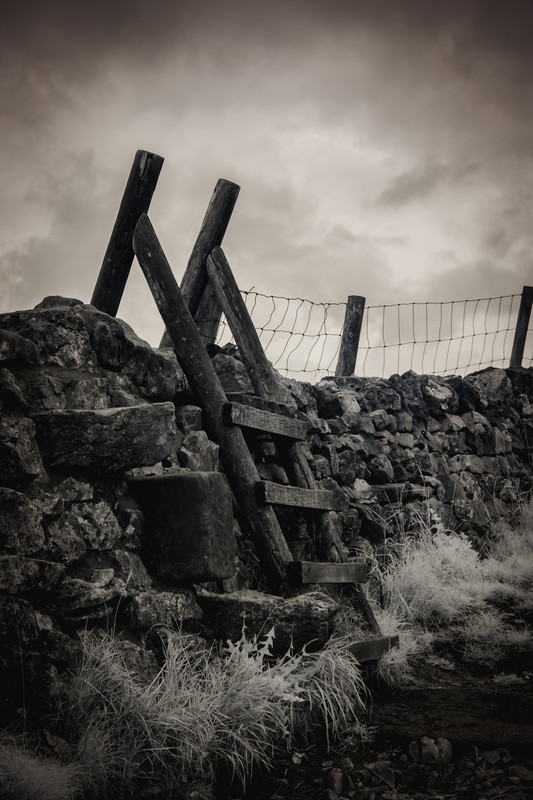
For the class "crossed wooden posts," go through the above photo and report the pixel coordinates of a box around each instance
[91,150,532,384]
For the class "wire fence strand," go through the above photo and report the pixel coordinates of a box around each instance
[214,290,532,382]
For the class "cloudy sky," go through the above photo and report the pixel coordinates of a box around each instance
[1,0,532,349]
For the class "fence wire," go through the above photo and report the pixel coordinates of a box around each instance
[215,291,532,382]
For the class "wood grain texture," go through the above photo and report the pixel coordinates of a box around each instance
[289,560,368,585]
[335,295,366,377]
[349,636,399,663]
[256,481,338,510]
[91,150,164,316]
[160,178,240,346]
[223,402,308,439]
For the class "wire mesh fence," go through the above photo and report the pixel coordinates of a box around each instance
[215,290,532,383]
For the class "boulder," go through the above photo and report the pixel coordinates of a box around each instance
[211,353,254,393]
[197,589,339,653]
[32,402,178,472]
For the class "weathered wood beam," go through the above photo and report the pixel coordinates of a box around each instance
[207,246,289,403]
[289,561,368,585]
[91,150,164,316]
[160,178,240,346]
[223,402,308,439]
[133,213,292,591]
[256,481,338,511]
[335,295,366,377]
[510,285,533,369]
[349,635,399,663]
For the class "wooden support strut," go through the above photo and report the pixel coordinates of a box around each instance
[133,213,292,592]
[160,178,240,346]
[91,150,164,316]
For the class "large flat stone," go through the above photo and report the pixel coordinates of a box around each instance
[197,589,339,654]
[32,402,178,472]
[130,471,236,582]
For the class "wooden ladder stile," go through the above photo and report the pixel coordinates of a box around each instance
[206,245,399,662]
[92,155,398,662]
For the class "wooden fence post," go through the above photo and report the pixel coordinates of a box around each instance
[133,214,292,591]
[510,286,533,369]
[160,178,240,346]
[335,295,366,377]
[91,150,164,316]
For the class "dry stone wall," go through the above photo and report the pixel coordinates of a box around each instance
[0,296,531,729]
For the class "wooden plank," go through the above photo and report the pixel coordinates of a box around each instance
[91,150,164,316]
[289,561,368,585]
[223,402,308,439]
[349,636,399,663]
[354,584,382,635]
[133,214,292,592]
[510,285,533,369]
[256,481,337,510]
[160,178,240,346]
[335,295,366,377]
[207,247,290,403]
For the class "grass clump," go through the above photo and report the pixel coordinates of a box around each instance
[67,625,367,797]
[0,736,83,800]
[370,500,533,681]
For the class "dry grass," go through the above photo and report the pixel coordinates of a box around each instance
[0,736,83,800]
[337,500,533,686]
[66,625,367,797]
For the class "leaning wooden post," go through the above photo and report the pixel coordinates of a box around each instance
[510,286,533,369]
[160,178,240,346]
[335,295,366,377]
[91,150,164,316]
[207,246,289,403]
[133,214,292,591]
[207,245,348,564]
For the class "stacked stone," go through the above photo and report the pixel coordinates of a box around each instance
[0,297,222,723]
[285,368,533,549]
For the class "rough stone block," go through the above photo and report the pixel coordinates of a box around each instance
[197,589,339,653]
[128,589,202,632]
[32,402,178,472]
[0,555,65,594]
[0,329,39,365]
[0,487,45,554]
[0,417,45,486]
[71,499,123,550]
[130,471,236,582]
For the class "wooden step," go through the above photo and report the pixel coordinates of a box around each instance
[350,635,399,663]
[223,402,308,439]
[256,481,338,511]
[289,560,368,585]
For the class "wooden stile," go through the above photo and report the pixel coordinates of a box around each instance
[91,150,164,316]
[133,213,292,591]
